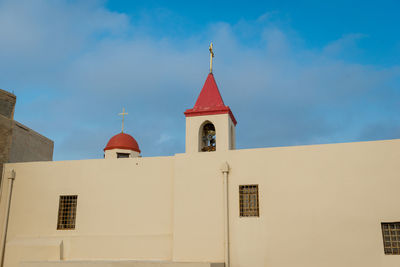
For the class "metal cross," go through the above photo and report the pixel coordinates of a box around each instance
[118,107,128,133]
[209,42,214,73]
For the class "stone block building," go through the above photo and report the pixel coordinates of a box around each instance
[0,89,54,187]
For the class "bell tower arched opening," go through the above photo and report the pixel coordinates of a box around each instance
[199,121,216,152]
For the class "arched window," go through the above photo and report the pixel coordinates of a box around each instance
[200,122,216,152]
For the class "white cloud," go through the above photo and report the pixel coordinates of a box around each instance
[323,33,368,56]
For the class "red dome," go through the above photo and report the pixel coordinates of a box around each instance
[104,132,141,153]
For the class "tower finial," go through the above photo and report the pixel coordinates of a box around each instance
[209,42,214,73]
[118,107,128,133]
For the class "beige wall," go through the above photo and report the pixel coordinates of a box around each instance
[1,139,400,267]
[172,153,225,262]
[175,139,400,266]
[0,157,174,267]
[225,140,400,267]
[21,261,224,267]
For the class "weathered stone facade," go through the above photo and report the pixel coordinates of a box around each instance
[0,89,53,188]
[0,89,16,188]
[9,121,53,163]
[0,89,16,119]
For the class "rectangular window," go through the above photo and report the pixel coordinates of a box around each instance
[117,153,130,158]
[382,222,400,255]
[57,195,78,230]
[239,185,259,217]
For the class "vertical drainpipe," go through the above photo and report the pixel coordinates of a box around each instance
[0,169,16,267]
[220,162,230,267]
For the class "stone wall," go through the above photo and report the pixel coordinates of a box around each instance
[0,88,16,119]
[0,89,53,189]
[9,121,53,163]
[0,115,14,187]
[0,115,13,164]
[0,89,15,188]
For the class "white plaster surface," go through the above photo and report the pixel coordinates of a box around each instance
[20,261,224,267]
[1,139,400,267]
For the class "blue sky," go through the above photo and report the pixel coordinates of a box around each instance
[0,0,399,160]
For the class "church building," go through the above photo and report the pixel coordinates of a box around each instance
[1,45,400,267]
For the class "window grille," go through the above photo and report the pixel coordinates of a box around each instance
[382,222,400,255]
[57,195,78,230]
[239,185,259,217]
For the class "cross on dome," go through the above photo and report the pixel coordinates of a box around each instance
[118,107,128,133]
[104,107,141,155]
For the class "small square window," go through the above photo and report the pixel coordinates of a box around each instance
[57,195,78,230]
[239,185,259,217]
[382,222,400,255]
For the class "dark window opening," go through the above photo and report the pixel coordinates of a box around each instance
[200,122,216,152]
[117,153,130,158]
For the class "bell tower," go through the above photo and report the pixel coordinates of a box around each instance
[184,43,237,153]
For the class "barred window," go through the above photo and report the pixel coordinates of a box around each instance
[57,195,78,230]
[239,185,259,217]
[382,222,400,255]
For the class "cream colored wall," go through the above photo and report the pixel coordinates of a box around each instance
[2,139,400,267]
[185,114,235,153]
[0,157,174,267]
[104,148,140,159]
[226,140,400,267]
[173,139,400,266]
[6,239,63,266]
[21,260,225,267]
[172,153,225,262]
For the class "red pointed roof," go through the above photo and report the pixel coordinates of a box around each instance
[184,73,237,125]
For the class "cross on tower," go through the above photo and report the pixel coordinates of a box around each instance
[209,42,214,73]
[118,107,128,133]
